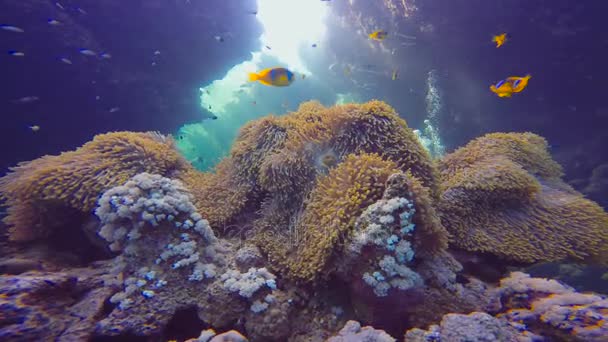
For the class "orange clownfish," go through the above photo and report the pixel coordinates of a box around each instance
[490,74,531,98]
[492,33,508,48]
[248,67,295,87]
[369,30,388,41]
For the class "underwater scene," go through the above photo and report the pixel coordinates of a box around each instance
[1,0,607,341]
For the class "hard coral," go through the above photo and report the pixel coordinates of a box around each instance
[492,272,608,342]
[439,132,608,264]
[0,263,112,341]
[328,320,396,342]
[0,131,189,241]
[404,312,538,342]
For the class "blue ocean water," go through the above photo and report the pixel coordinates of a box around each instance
[0,1,607,340]
[1,0,606,207]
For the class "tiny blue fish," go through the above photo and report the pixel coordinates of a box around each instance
[13,96,39,104]
[8,50,25,57]
[1,25,24,33]
[47,19,62,25]
[79,49,96,56]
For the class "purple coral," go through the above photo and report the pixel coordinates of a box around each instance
[328,320,396,342]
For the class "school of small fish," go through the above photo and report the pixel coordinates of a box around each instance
[2,2,140,132]
[3,0,531,135]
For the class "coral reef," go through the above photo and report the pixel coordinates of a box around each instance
[404,312,540,342]
[1,101,607,342]
[341,172,448,297]
[179,158,252,227]
[439,132,608,264]
[328,320,396,342]
[186,329,249,342]
[491,272,608,342]
[0,131,189,242]
[276,153,400,282]
[242,101,439,283]
[92,173,279,336]
[0,263,112,341]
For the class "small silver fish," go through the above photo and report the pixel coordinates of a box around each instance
[47,19,62,25]
[56,2,65,10]
[60,57,72,64]
[100,53,112,59]
[1,25,24,33]
[8,50,25,57]
[29,125,40,132]
[109,107,120,113]
[13,96,39,104]
[77,7,87,14]
[79,49,96,56]
[154,50,161,55]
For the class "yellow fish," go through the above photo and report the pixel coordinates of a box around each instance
[248,67,295,87]
[490,74,531,98]
[492,33,508,48]
[369,30,388,41]
[391,69,399,81]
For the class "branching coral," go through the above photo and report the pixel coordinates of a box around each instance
[439,132,608,264]
[0,131,189,241]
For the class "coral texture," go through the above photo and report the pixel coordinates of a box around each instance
[327,320,396,342]
[342,172,448,297]
[439,132,608,264]
[92,173,277,336]
[180,158,252,227]
[0,263,112,341]
[2,101,608,342]
[0,131,188,241]
[263,153,399,282]
[404,312,538,342]
[491,272,608,342]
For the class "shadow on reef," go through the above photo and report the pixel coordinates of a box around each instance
[0,100,607,341]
